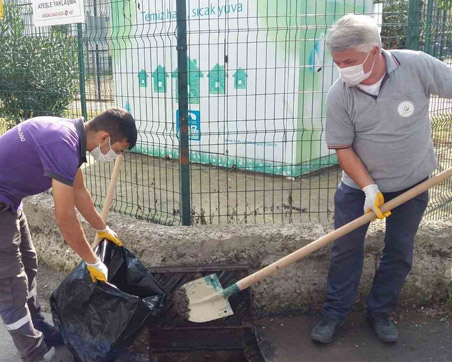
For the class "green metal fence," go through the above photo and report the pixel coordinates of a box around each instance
[412,0,452,220]
[0,0,450,225]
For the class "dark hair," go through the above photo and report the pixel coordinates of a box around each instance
[87,108,137,149]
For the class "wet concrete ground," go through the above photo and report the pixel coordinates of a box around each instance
[0,263,451,362]
[256,312,452,362]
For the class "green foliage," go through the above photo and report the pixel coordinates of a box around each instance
[0,2,78,125]
[377,0,410,49]
[377,0,451,50]
[437,0,452,10]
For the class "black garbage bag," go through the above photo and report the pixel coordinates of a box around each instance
[50,240,167,362]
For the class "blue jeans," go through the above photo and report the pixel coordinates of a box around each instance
[322,180,428,319]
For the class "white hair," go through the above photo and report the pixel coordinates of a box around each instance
[325,14,382,53]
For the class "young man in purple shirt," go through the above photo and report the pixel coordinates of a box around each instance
[0,108,137,362]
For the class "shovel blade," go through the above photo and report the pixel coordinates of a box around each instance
[183,274,234,323]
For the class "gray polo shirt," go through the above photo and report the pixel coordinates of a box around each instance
[326,49,452,192]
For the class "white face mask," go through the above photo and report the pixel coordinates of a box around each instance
[90,137,117,162]
[338,51,375,85]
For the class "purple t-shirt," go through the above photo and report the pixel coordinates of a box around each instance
[0,117,87,212]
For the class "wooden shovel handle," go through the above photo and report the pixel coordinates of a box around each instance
[236,167,452,292]
[91,154,124,248]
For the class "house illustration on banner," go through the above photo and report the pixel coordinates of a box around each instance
[208,63,227,94]
[233,68,247,89]
[152,65,168,93]
[137,69,149,87]
[172,58,203,104]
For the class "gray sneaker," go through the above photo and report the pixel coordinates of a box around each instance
[311,316,345,344]
[367,312,398,343]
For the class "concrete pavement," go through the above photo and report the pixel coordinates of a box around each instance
[1,310,451,361]
[256,311,452,362]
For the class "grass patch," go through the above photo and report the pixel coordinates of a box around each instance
[0,118,16,135]
[422,289,452,326]
[0,119,7,135]
[431,113,452,144]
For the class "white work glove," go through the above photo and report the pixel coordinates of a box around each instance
[362,184,391,219]
[96,226,123,247]
[86,257,108,283]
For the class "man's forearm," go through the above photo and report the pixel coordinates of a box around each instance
[56,212,98,264]
[336,148,374,189]
[74,187,105,231]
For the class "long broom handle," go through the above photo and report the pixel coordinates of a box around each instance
[91,154,124,248]
[236,168,452,292]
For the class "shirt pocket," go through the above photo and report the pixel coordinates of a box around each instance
[385,92,429,133]
[392,92,428,120]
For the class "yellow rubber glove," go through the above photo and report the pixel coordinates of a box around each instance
[96,226,123,247]
[363,184,391,219]
[86,257,108,283]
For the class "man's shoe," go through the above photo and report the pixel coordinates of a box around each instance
[31,346,55,362]
[34,320,64,347]
[367,312,398,343]
[41,347,56,361]
[311,316,345,344]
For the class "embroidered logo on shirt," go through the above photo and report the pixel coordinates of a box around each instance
[397,101,414,118]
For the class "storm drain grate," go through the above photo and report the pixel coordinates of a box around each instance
[147,265,265,362]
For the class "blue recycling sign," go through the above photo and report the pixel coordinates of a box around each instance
[176,110,201,141]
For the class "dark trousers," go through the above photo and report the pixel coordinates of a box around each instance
[0,202,47,362]
[322,181,429,320]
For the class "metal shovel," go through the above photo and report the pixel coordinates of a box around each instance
[175,167,452,323]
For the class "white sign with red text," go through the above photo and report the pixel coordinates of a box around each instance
[32,0,84,27]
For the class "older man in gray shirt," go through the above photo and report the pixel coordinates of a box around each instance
[311,14,452,344]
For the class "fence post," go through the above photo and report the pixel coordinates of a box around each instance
[424,0,435,54]
[176,0,191,226]
[438,9,448,60]
[406,0,422,50]
[77,23,88,120]
[93,0,102,100]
